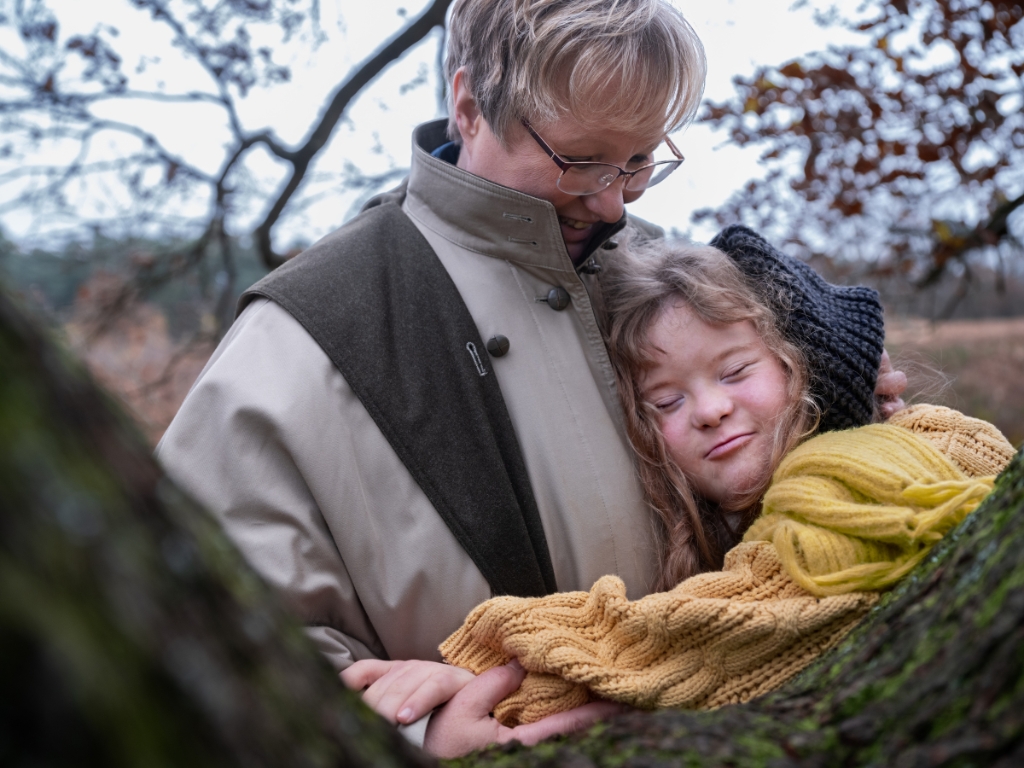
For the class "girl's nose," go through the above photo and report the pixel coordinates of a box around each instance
[691,388,733,429]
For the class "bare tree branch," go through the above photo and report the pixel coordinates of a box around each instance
[697,0,1024,305]
[252,0,454,269]
[0,0,456,339]
[917,190,1024,288]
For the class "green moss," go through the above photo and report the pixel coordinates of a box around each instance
[928,693,974,740]
[732,732,786,762]
[975,563,1024,629]
[986,655,1024,723]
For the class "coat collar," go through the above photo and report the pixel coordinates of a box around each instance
[404,120,624,273]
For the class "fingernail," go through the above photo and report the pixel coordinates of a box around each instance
[507,659,524,671]
[398,707,414,723]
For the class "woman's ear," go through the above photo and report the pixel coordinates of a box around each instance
[451,67,481,142]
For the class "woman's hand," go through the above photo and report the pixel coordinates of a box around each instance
[875,349,908,419]
[423,660,626,759]
[343,659,624,757]
[341,659,475,725]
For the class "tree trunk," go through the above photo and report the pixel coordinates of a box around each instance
[2,279,1022,767]
[0,285,432,767]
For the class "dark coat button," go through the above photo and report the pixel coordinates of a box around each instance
[545,287,571,311]
[486,335,510,357]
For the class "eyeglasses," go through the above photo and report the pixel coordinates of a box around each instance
[521,119,685,197]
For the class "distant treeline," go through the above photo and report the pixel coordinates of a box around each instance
[1,231,1021,332]
[0,232,270,338]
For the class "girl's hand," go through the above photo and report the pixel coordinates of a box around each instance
[341,659,476,725]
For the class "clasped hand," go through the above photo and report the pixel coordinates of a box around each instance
[341,658,623,758]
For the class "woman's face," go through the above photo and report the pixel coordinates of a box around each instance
[457,112,664,262]
[639,301,791,508]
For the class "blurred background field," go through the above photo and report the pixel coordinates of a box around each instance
[0,235,266,446]
[887,317,1024,448]
[52,300,1024,451]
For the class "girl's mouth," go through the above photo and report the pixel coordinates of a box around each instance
[705,433,754,460]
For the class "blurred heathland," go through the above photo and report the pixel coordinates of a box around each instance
[0,234,268,445]
[887,317,1024,447]
[2,232,1022,448]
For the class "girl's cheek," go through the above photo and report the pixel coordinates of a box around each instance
[744,378,787,417]
[757,374,794,417]
[659,415,691,464]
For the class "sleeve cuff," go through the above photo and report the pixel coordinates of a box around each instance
[396,711,433,748]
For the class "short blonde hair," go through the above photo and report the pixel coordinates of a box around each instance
[445,0,706,146]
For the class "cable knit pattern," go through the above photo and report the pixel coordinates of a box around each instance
[888,403,1018,479]
[440,409,1015,727]
[441,541,875,725]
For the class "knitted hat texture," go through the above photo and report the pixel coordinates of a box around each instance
[709,224,885,432]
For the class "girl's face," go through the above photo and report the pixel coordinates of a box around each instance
[639,301,791,508]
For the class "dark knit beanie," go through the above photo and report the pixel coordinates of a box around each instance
[709,224,885,432]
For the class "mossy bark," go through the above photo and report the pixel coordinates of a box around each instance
[3,279,1023,768]
[0,287,432,766]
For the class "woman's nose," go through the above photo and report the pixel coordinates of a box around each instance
[582,178,627,223]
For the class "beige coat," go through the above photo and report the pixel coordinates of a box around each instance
[156,120,659,671]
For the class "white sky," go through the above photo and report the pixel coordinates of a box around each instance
[0,0,864,248]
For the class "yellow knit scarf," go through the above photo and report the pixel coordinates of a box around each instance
[743,422,995,596]
[441,406,1015,726]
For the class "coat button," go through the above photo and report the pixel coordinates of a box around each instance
[545,287,571,311]
[486,335,510,357]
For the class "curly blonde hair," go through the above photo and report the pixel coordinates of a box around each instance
[603,239,818,591]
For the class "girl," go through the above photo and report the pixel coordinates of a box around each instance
[604,223,899,591]
[439,225,1014,725]
[605,228,832,592]
[347,226,1016,735]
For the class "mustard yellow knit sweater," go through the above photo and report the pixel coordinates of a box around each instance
[440,405,1016,726]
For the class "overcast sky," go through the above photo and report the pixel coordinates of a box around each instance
[1,0,864,247]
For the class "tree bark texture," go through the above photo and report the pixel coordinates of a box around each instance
[2,278,1023,767]
[0,284,432,767]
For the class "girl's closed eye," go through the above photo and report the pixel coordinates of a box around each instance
[722,362,752,381]
[649,394,684,412]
